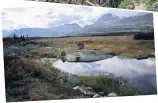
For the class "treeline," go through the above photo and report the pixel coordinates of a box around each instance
[64,31,154,38]
[3,32,155,42]
[3,34,29,44]
[133,32,154,40]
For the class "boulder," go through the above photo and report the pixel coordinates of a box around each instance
[136,54,155,60]
[77,42,84,50]
[93,94,100,98]
[99,92,105,96]
[8,46,20,50]
[73,86,80,90]
[108,92,117,97]
[78,85,96,96]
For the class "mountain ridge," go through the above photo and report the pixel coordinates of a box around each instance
[3,13,154,37]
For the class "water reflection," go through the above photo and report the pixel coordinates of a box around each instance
[53,56,157,94]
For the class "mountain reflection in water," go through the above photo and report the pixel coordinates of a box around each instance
[53,56,157,95]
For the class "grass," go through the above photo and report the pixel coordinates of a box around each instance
[4,56,76,102]
[4,35,154,101]
[4,55,137,102]
[76,76,136,96]
[37,35,155,58]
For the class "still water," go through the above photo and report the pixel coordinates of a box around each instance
[53,56,157,95]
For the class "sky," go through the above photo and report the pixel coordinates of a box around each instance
[1,2,146,30]
[53,57,156,79]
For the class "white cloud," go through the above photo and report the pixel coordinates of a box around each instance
[1,3,147,30]
[53,57,156,78]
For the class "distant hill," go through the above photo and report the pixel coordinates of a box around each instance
[6,28,60,37]
[54,23,81,35]
[3,13,154,37]
[2,30,15,37]
[3,23,81,37]
[66,13,154,36]
[94,13,120,25]
[117,13,153,24]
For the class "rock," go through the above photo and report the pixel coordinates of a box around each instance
[78,85,96,96]
[77,42,84,50]
[108,92,117,97]
[8,46,20,50]
[152,2,158,11]
[136,54,155,60]
[25,44,38,50]
[66,50,114,62]
[73,86,80,90]
[93,94,100,98]
[61,51,66,56]
[99,92,105,96]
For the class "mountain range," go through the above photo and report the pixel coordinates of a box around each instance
[67,13,154,36]
[3,13,154,37]
[2,23,81,37]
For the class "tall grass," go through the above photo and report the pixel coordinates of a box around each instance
[76,76,136,96]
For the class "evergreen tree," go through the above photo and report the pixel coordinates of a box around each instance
[13,33,16,40]
[20,35,23,41]
[23,35,25,41]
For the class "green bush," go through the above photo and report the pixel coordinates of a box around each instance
[76,76,136,96]
[133,32,154,40]
[4,57,70,102]
[119,0,133,9]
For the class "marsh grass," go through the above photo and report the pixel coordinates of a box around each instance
[37,36,155,58]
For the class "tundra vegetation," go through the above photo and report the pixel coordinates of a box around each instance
[3,32,154,102]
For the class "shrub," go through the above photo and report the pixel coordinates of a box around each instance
[76,76,136,96]
[4,56,78,102]
[133,32,154,40]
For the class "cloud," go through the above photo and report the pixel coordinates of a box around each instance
[53,57,156,78]
[1,3,149,30]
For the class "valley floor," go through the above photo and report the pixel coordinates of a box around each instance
[3,35,156,102]
[37,35,155,58]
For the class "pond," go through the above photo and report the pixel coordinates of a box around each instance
[53,56,157,95]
